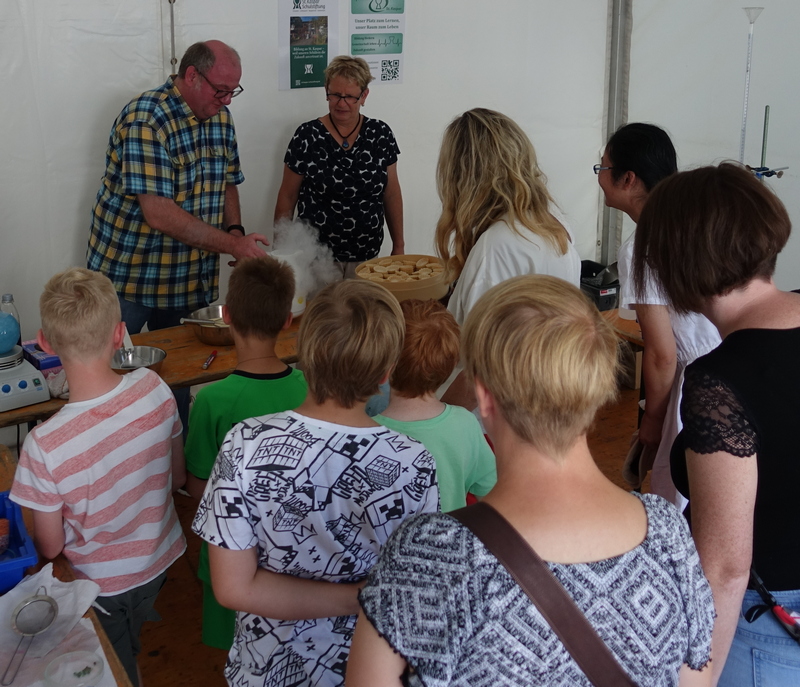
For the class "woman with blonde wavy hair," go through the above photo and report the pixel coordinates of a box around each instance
[436,108,580,407]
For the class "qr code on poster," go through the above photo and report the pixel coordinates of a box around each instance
[381,60,400,81]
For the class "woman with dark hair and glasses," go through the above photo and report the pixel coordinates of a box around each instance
[274,55,404,277]
[634,163,800,685]
[596,123,720,509]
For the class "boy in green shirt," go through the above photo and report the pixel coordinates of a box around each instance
[375,299,496,511]
[184,256,307,649]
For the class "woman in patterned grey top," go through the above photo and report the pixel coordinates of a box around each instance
[346,275,714,687]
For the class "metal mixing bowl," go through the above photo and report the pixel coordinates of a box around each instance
[185,305,234,346]
[111,346,166,374]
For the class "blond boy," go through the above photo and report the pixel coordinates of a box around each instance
[192,279,438,687]
[11,268,185,687]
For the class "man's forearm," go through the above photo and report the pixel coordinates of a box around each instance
[223,184,242,230]
[137,193,267,260]
[138,194,241,254]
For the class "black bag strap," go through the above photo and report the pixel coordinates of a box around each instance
[451,502,637,687]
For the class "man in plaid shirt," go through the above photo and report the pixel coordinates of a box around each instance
[87,40,268,332]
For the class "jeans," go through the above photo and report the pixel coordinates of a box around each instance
[95,571,168,687]
[117,296,193,437]
[719,589,800,687]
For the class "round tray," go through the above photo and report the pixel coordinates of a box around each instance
[355,254,448,302]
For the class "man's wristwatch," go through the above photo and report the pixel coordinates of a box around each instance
[226,224,246,235]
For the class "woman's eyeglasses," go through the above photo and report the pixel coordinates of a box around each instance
[593,164,614,174]
[326,91,364,105]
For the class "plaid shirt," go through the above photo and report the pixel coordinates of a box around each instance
[87,77,244,310]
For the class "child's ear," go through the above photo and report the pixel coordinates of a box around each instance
[111,321,127,349]
[378,364,395,386]
[222,305,232,325]
[474,378,496,423]
[281,312,293,330]
[36,329,56,355]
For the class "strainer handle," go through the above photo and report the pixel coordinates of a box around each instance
[1,634,32,685]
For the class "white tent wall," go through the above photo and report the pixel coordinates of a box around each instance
[626,0,800,290]
[0,1,608,449]
[0,0,609,343]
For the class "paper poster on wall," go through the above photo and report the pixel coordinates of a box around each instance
[349,0,405,84]
[279,0,339,90]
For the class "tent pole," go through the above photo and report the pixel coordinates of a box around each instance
[600,0,632,266]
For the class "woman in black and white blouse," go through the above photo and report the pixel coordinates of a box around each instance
[274,55,403,277]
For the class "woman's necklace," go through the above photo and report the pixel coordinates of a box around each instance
[329,114,361,150]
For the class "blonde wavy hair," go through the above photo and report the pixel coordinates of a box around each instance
[435,108,569,282]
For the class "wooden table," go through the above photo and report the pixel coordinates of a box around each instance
[601,308,644,389]
[601,308,644,347]
[0,322,300,429]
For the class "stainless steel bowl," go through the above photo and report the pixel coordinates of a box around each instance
[111,346,167,374]
[185,305,234,346]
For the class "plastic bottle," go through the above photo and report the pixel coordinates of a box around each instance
[0,294,22,348]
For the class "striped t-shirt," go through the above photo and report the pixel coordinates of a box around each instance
[11,368,186,595]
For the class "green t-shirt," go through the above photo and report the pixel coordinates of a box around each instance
[185,367,308,582]
[376,404,497,511]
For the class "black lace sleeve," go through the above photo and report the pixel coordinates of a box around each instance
[681,364,758,457]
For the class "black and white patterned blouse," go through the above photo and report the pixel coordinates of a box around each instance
[359,493,714,687]
[284,116,400,262]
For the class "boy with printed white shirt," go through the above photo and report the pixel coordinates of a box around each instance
[11,268,185,687]
[193,279,439,687]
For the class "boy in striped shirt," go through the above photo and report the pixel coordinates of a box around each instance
[11,268,186,687]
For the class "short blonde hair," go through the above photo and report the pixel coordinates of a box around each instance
[324,55,373,91]
[435,108,569,283]
[462,275,618,455]
[40,268,121,359]
[298,279,404,408]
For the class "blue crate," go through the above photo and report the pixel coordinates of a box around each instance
[0,490,38,594]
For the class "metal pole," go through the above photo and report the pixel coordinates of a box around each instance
[739,8,763,163]
[600,0,632,265]
[169,0,177,73]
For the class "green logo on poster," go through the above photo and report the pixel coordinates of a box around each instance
[351,0,403,13]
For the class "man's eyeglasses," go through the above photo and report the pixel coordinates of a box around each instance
[593,164,614,174]
[326,91,364,105]
[196,69,244,99]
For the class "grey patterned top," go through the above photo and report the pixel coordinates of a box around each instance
[359,493,713,686]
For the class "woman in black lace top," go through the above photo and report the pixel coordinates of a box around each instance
[633,163,800,686]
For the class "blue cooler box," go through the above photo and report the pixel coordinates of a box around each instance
[0,491,38,594]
